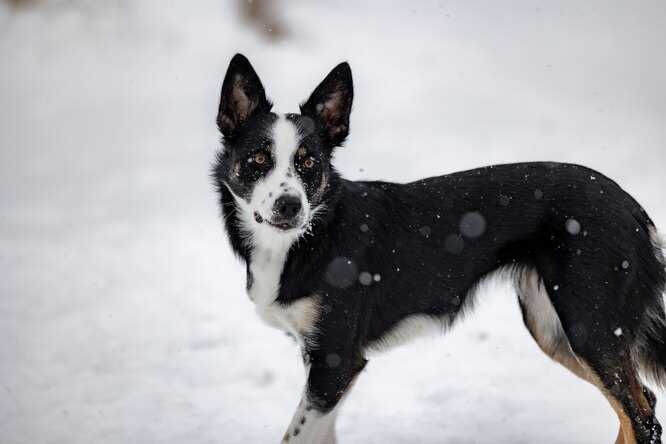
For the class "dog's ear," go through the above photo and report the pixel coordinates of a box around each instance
[217,54,272,139]
[300,62,353,148]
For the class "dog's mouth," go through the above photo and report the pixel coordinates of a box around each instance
[254,211,304,231]
[267,220,299,231]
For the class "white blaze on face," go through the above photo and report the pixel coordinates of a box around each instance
[246,114,310,239]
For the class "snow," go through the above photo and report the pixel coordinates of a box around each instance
[459,212,486,238]
[358,272,373,286]
[1,1,665,443]
[565,218,581,236]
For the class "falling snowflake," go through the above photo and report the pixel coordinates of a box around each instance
[460,212,486,238]
[324,257,358,289]
[565,218,581,235]
[358,271,373,286]
[614,327,623,337]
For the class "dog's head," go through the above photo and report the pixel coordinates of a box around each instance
[214,54,352,245]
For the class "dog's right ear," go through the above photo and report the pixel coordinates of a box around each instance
[217,54,272,139]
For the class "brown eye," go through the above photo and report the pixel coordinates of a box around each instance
[304,157,315,169]
[254,152,266,164]
[297,145,307,157]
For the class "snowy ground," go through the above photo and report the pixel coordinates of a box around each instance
[1,1,665,443]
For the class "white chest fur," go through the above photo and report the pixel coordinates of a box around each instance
[247,244,288,306]
[248,245,320,342]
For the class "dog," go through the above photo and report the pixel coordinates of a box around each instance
[212,53,666,443]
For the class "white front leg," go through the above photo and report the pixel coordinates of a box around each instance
[279,335,367,443]
[281,396,339,444]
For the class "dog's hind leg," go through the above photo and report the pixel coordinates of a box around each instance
[516,268,661,444]
[569,345,660,444]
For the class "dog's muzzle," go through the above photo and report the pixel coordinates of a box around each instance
[254,194,305,231]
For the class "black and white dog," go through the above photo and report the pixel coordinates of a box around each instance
[213,54,666,444]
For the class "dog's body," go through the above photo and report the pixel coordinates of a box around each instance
[213,54,666,443]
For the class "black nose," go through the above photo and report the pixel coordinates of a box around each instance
[274,195,302,220]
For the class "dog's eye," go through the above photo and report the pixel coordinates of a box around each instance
[254,153,267,165]
[297,145,307,157]
[304,158,315,169]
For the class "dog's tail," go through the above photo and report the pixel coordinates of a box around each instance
[632,226,666,387]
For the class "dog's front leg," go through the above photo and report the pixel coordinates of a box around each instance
[281,393,338,444]
[281,351,367,444]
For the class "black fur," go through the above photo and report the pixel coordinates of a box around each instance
[213,54,666,443]
[217,53,273,140]
[300,62,353,148]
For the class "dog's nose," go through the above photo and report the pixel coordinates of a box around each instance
[274,195,302,219]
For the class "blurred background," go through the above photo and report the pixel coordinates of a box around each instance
[1,1,665,443]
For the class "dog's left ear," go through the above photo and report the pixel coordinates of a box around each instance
[217,53,272,139]
[300,62,353,148]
